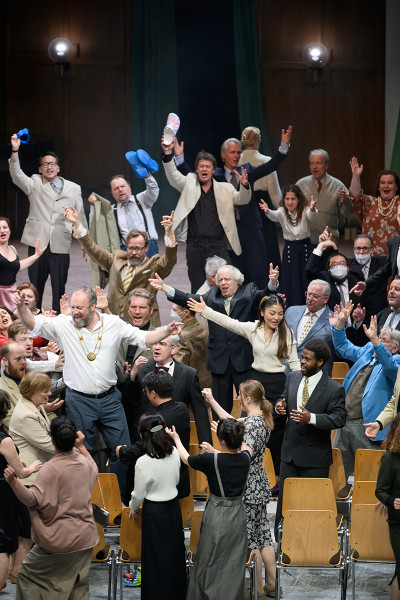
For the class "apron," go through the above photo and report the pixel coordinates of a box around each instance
[187,452,250,600]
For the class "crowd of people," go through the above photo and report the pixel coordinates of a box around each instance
[1,123,400,599]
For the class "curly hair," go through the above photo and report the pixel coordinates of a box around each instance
[280,184,308,224]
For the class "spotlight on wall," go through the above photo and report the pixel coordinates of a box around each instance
[303,43,329,69]
[48,38,74,65]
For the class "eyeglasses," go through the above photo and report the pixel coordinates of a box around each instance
[305,292,328,299]
[330,261,347,268]
[353,246,372,253]
[127,245,146,252]
[40,161,58,167]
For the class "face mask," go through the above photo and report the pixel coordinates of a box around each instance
[354,253,371,266]
[170,310,182,322]
[330,265,348,279]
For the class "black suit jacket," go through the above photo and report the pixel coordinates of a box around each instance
[377,307,400,333]
[364,235,400,290]
[348,255,388,315]
[171,282,268,374]
[119,399,191,498]
[135,360,212,445]
[281,371,347,469]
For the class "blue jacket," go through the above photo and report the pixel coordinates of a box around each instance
[332,325,400,441]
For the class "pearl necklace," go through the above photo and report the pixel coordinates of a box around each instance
[377,195,399,218]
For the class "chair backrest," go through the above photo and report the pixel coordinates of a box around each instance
[281,510,340,566]
[189,510,203,555]
[211,429,222,452]
[329,448,347,496]
[179,493,194,526]
[332,362,349,384]
[231,385,242,419]
[92,523,110,562]
[262,447,277,490]
[282,478,337,516]
[353,449,385,483]
[350,504,394,561]
[91,473,122,525]
[190,421,198,445]
[119,507,142,562]
[352,481,378,505]
[189,444,208,496]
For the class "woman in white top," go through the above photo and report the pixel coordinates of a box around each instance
[259,183,317,307]
[188,294,300,474]
[129,413,186,600]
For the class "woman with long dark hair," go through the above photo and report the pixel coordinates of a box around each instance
[129,413,186,600]
[167,417,251,600]
[4,416,98,598]
[188,294,300,471]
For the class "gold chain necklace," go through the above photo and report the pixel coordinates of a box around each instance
[74,320,104,361]
[377,195,399,217]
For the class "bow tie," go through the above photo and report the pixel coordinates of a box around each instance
[154,366,169,373]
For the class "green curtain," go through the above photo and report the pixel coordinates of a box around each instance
[233,0,272,154]
[391,107,400,173]
[130,0,180,220]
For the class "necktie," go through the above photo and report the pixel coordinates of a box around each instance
[230,171,238,189]
[317,181,322,194]
[154,366,169,373]
[122,264,135,292]
[224,296,232,314]
[388,310,399,328]
[336,283,346,307]
[362,265,369,280]
[299,312,316,343]
[302,377,309,407]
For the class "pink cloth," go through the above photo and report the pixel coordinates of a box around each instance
[0,283,16,311]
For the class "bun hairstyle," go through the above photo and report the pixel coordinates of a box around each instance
[50,416,77,452]
[217,418,245,449]
[138,414,174,459]
[0,390,11,420]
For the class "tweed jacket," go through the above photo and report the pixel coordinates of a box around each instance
[9,396,54,485]
[9,159,87,253]
[0,374,22,432]
[163,158,251,255]
[175,317,211,389]
[87,194,121,288]
[73,228,177,326]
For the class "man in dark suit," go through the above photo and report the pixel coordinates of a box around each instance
[274,338,347,539]
[117,370,190,502]
[376,277,400,333]
[128,333,211,446]
[173,127,292,288]
[348,234,387,316]
[151,264,276,413]
[285,279,335,375]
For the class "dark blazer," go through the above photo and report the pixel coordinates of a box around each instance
[135,360,212,445]
[377,308,400,333]
[284,305,334,375]
[366,236,400,287]
[119,398,191,499]
[171,282,269,374]
[348,255,388,315]
[280,370,347,469]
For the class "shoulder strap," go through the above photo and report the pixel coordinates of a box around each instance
[213,452,225,497]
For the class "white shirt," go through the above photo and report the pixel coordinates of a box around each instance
[296,370,324,425]
[129,447,180,512]
[296,307,326,344]
[31,312,147,394]
[115,175,159,241]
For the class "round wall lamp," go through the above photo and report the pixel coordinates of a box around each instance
[303,43,329,69]
[48,38,74,65]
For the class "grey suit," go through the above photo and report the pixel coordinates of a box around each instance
[285,305,334,375]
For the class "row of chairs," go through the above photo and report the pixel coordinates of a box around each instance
[276,477,394,600]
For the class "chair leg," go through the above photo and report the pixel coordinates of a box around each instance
[276,566,281,600]
[107,550,114,600]
[351,562,355,600]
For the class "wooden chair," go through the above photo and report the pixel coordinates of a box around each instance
[349,503,394,600]
[351,481,378,505]
[329,448,351,500]
[114,507,142,599]
[186,510,203,576]
[189,420,198,445]
[332,362,350,385]
[179,492,195,527]
[276,510,348,600]
[91,473,123,526]
[189,444,208,497]
[231,385,242,419]
[262,447,277,491]
[353,449,385,483]
[91,523,114,599]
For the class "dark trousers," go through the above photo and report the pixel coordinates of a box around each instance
[211,363,253,415]
[186,237,231,293]
[274,460,329,540]
[230,227,269,288]
[28,246,70,311]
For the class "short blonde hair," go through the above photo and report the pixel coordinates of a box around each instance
[19,372,52,401]
[241,126,261,147]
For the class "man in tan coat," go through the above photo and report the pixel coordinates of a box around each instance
[161,140,251,292]
[63,209,177,326]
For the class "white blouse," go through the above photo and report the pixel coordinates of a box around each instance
[129,447,180,512]
[265,206,316,241]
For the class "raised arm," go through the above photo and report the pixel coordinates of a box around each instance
[19,239,47,272]
[349,156,363,198]
[166,426,190,465]
[14,291,36,330]
[201,388,231,420]
[64,206,114,272]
